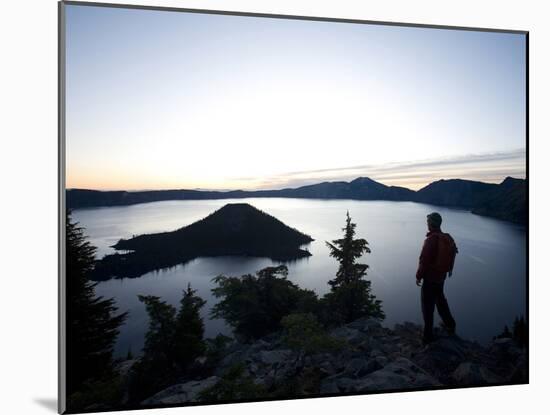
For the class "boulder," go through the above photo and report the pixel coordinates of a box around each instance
[335,377,356,391]
[373,356,389,368]
[490,338,523,361]
[369,349,385,358]
[319,380,340,395]
[310,352,333,364]
[318,360,336,377]
[115,359,137,378]
[452,362,502,385]
[353,358,441,392]
[258,349,293,366]
[394,321,422,333]
[254,373,276,389]
[136,315,526,403]
[343,357,383,378]
[320,357,439,394]
[346,317,383,334]
[215,350,245,375]
[249,339,272,353]
[141,376,220,405]
[392,322,424,355]
[412,334,471,379]
[330,327,368,346]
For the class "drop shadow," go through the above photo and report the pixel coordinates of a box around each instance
[34,398,57,413]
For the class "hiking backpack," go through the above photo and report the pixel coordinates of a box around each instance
[433,233,458,276]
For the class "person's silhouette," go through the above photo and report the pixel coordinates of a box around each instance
[416,212,458,345]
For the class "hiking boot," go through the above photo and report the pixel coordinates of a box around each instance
[439,321,456,335]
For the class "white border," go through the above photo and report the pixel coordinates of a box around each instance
[1,1,547,414]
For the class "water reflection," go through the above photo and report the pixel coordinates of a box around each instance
[73,198,526,356]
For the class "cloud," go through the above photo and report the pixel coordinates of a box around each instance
[233,149,526,191]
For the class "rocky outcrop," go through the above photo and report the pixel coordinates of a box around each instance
[141,376,220,406]
[139,318,527,405]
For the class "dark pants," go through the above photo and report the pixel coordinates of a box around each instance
[421,280,456,342]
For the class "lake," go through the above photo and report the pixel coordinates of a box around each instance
[72,198,526,357]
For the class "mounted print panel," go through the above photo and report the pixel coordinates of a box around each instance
[59,1,528,413]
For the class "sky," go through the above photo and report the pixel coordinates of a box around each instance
[65,5,527,191]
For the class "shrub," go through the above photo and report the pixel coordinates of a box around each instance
[281,313,344,355]
[211,265,319,340]
[198,364,267,402]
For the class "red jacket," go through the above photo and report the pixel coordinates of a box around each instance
[416,229,457,283]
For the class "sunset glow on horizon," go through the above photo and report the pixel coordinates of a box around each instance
[67,149,526,192]
[65,5,526,192]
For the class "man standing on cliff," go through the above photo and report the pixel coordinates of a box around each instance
[416,212,458,345]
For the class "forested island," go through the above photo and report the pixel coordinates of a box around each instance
[92,203,313,280]
[67,176,527,225]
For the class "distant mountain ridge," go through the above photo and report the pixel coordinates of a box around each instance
[415,179,498,208]
[92,203,313,280]
[471,177,527,224]
[68,176,527,225]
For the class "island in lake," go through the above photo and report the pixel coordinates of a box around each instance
[92,203,313,280]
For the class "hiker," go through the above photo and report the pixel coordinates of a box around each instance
[416,212,458,345]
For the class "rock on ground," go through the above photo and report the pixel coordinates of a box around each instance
[141,376,220,406]
[140,317,527,404]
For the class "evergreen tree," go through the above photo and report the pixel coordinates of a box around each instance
[138,295,178,365]
[127,295,178,402]
[326,211,371,289]
[494,324,512,340]
[66,213,127,396]
[322,212,384,324]
[128,286,206,403]
[512,315,528,348]
[173,283,207,370]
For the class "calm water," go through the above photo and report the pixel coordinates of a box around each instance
[72,198,526,357]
